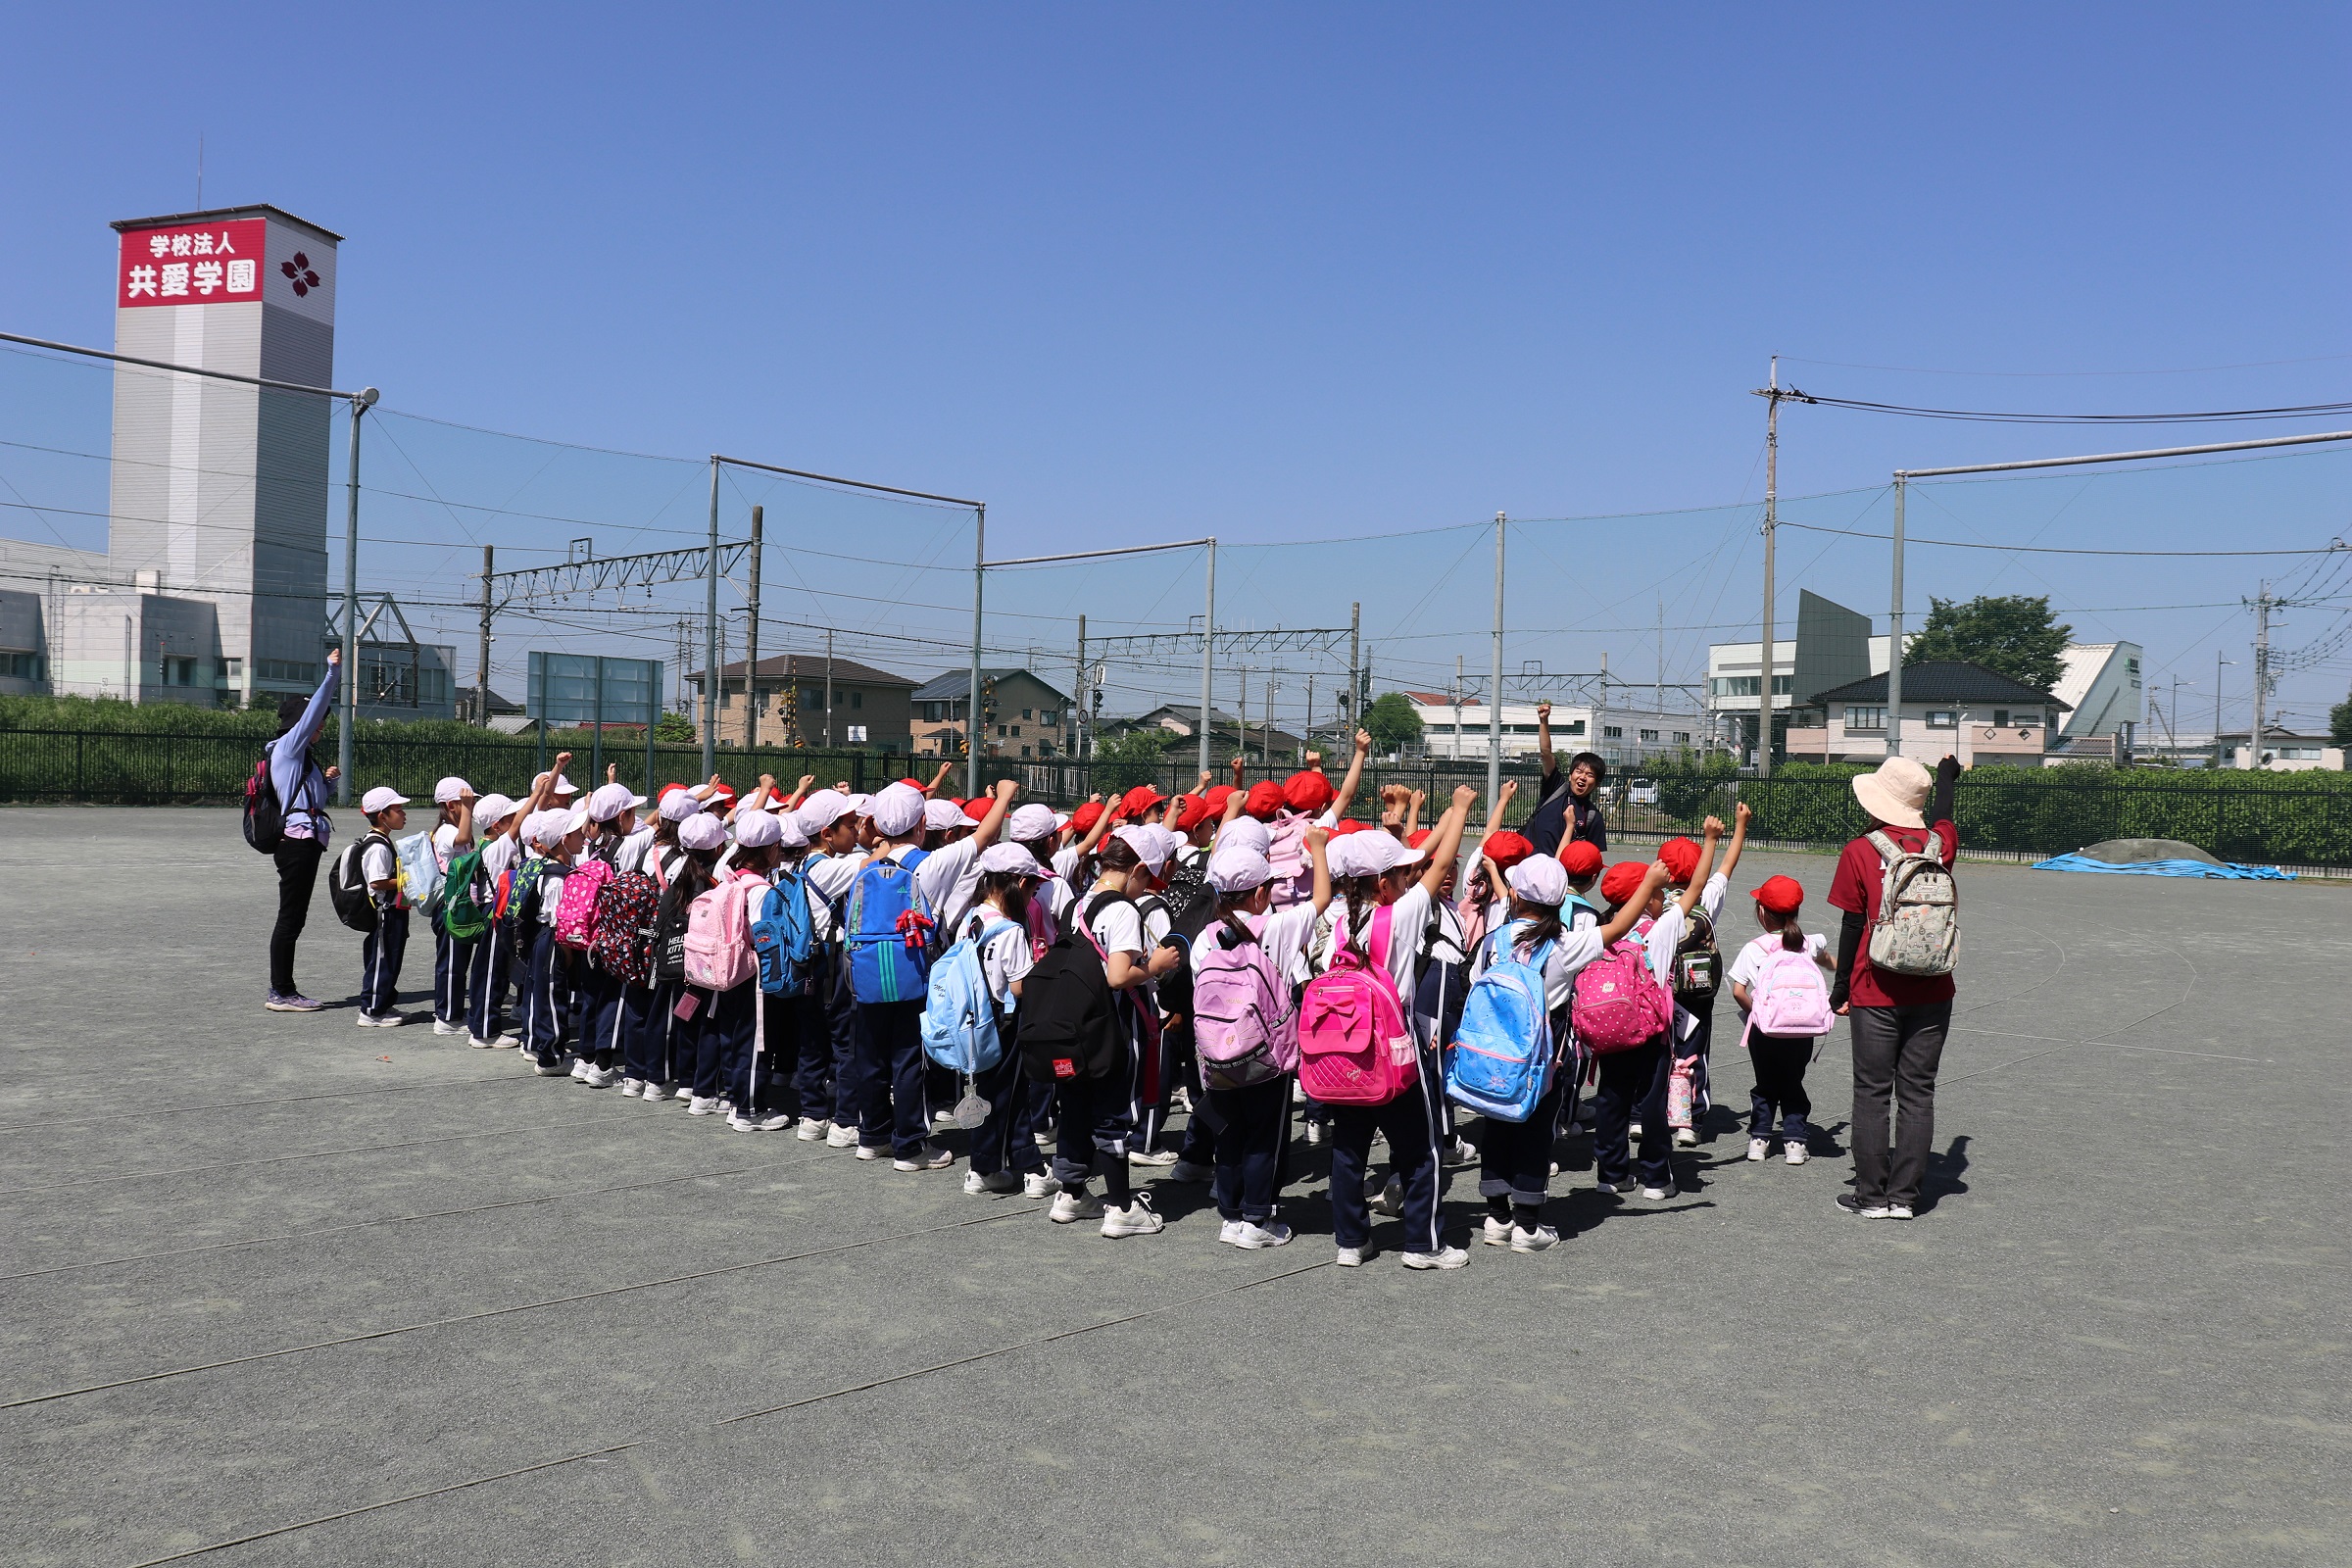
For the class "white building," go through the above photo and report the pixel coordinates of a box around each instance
[2050,642,2143,741]
[1704,591,1895,760]
[1403,693,1709,767]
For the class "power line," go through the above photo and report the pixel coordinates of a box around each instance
[1774,519,2348,558]
[1787,388,2352,425]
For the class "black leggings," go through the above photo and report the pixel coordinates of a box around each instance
[270,838,325,995]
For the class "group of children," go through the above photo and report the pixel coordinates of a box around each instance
[328,733,1843,1268]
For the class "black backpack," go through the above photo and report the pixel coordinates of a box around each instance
[1018,919,1125,1084]
[328,831,387,934]
[242,753,284,854]
[1673,906,1723,1004]
[652,856,700,986]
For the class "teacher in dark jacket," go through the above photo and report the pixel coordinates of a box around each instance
[264,648,341,1012]
[1524,701,1608,857]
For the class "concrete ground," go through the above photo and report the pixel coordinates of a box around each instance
[1,807,2345,1568]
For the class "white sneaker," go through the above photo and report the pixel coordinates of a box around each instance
[964,1169,1019,1195]
[357,1010,406,1028]
[825,1124,859,1150]
[1370,1176,1404,1216]
[1129,1147,1179,1167]
[432,1019,465,1037]
[530,1059,569,1077]
[1403,1246,1470,1270]
[1050,1191,1103,1224]
[1640,1182,1679,1200]
[1886,1203,1915,1220]
[569,1058,590,1081]
[686,1096,720,1115]
[894,1146,955,1172]
[1509,1223,1560,1253]
[1747,1138,1771,1162]
[641,1082,672,1102]
[1444,1137,1479,1167]
[1022,1172,1057,1200]
[1304,1122,1324,1147]
[1168,1157,1213,1183]
[1673,1127,1698,1148]
[620,1077,646,1096]
[580,1065,620,1088]
[715,1098,734,1115]
[855,1143,887,1162]
[1335,1246,1365,1267]
[795,1117,829,1141]
[467,1035,498,1050]
[1232,1220,1292,1250]
[727,1112,760,1132]
[1480,1214,1513,1247]
[1594,1178,1628,1196]
[491,1032,522,1049]
[1217,1219,1246,1247]
[1785,1143,1809,1166]
[757,1113,793,1132]
[1101,1195,1164,1238]
[933,1107,958,1126]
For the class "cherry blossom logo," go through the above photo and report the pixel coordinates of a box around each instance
[279,252,321,298]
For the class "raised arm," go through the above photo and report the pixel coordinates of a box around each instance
[969,777,1018,851]
[1415,785,1478,899]
[1328,728,1372,820]
[1679,816,1724,918]
[1535,700,1554,778]
[1719,800,1751,882]
[1307,826,1334,916]
[925,761,956,798]
[1601,864,1673,945]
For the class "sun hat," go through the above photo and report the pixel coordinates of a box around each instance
[962,796,994,823]
[587,782,641,823]
[1657,836,1701,885]
[1113,823,1179,873]
[472,792,517,829]
[361,786,409,814]
[1118,784,1166,820]
[1851,756,1933,830]
[1752,874,1805,914]
[659,789,706,822]
[869,783,926,837]
[1216,815,1271,855]
[432,776,473,805]
[1207,845,1273,893]
[1481,829,1535,871]
[978,843,1053,878]
[923,799,966,831]
[1172,795,1216,833]
[1505,854,1568,906]
[1008,804,1058,843]
[1069,801,1105,834]
[796,789,856,834]
[734,810,782,849]
[1243,781,1284,820]
[677,813,728,852]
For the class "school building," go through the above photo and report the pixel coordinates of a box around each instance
[1402,693,1706,767]
[689,654,917,753]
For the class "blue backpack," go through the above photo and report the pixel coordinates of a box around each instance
[845,849,936,1004]
[750,865,819,996]
[1445,926,1555,1123]
[921,915,1019,1074]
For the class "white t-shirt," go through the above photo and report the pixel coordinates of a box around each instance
[956,907,1034,1006]
[1188,903,1318,987]
[1320,885,1432,996]
[479,835,518,895]
[430,822,463,872]
[803,852,863,941]
[616,824,658,875]
[1077,888,1146,957]
[1467,915,1607,1013]
[1727,930,1829,993]
[913,839,983,931]
[363,837,401,906]
[538,859,569,928]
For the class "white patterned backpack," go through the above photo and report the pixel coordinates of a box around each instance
[1865,830,1959,977]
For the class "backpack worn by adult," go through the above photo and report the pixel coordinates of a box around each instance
[1297,906,1416,1106]
[1018,916,1124,1084]
[1743,945,1835,1044]
[1866,830,1960,977]
[1192,912,1296,1092]
[1571,934,1673,1054]
[553,858,615,951]
[242,753,284,854]
[1446,926,1556,1122]
[440,845,493,941]
[1672,906,1722,1006]
[844,849,937,1004]
[922,914,1021,1075]
[328,831,388,935]
[750,864,819,997]
[589,868,663,985]
[395,832,446,919]
[684,871,760,992]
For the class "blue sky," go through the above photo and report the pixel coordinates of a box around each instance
[7,4,2351,729]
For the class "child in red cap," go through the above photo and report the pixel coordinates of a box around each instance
[1727,872,1834,1164]
[1658,803,1750,1150]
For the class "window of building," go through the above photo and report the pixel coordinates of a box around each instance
[802,686,825,710]
[1020,744,1032,758]
[3,651,43,680]
[1639,728,1659,743]
[1560,718,1585,735]
[719,690,732,709]
[220,658,242,680]
[260,660,319,685]
[1992,710,2010,727]
[1844,706,1886,732]
[1041,710,1057,727]
[1709,675,1793,698]
[1673,731,1690,744]
[1925,710,1957,729]
[997,723,1007,738]
[851,691,862,710]
[1603,725,1623,739]
[162,656,198,686]
[1011,724,1022,737]
[1021,708,1033,720]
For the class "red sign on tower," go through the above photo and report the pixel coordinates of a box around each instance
[117,219,270,309]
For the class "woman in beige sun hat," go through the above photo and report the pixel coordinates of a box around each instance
[1826,752,1963,1222]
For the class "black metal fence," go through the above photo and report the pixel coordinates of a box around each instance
[4,727,2348,866]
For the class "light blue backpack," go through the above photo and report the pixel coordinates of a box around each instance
[394,831,445,916]
[921,916,1021,1074]
[1445,927,1555,1123]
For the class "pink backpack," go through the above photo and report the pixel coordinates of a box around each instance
[683,870,760,991]
[1744,944,1833,1043]
[553,858,613,951]
[1265,811,1314,908]
[1193,913,1297,1089]
[1297,906,1416,1104]
[1571,936,1673,1053]
[1022,885,1060,960]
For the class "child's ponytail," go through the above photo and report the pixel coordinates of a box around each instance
[1780,917,1804,953]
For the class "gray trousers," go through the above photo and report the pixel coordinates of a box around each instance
[1848,1001,1951,1208]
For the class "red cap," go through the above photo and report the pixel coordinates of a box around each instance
[961,797,992,823]
[1560,841,1603,878]
[1482,830,1535,871]
[1070,801,1105,833]
[899,777,926,790]
[1657,836,1701,885]
[1751,874,1805,914]
[1328,817,1369,836]
[1599,860,1650,907]
[1244,781,1284,820]
[1405,828,1433,851]
[1203,784,1237,812]
[657,782,690,804]
[1120,784,1166,819]
[1280,771,1335,814]
[1173,794,1216,832]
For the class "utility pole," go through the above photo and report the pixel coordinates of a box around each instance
[1655,597,1664,718]
[1887,476,1908,761]
[1347,602,1360,728]
[1750,358,1789,776]
[743,506,762,753]
[475,544,493,727]
[967,503,986,797]
[1074,612,1086,761]
[2250,581,2275,770]
[2214,653,2233,770]
[701,458,719,779]
[1199,540,1216,778]
[824,627,835,751]
[1453,653,1464,762]
[1304,672,1315,760]
[1265,672,1276,766]
[1238,663,1249,767]
[337,389,377,805]
[1489,513,1504,814]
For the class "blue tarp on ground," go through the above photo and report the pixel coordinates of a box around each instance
[2032,853,2294,881]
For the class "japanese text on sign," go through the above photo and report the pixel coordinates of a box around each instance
[118,220,270,309]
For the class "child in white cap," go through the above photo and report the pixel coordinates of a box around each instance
[354,787,413,1026]
[910,782,1019,1129]
[427,777,476,1037]
[672,810,759,1115]
[788,789,872,1143]
[463,791,519,1048]
[564,782,644,1089]
[519,808,581,1075]
[724,808,801,1130]
[958,842,1059,1199]
[838,781,956,1169]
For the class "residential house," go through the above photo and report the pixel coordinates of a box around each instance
[910,667,1071,760]
[1797,661,2070,766]
[1104,704,1304,763]
[2215,730,2344,772]
[689,653,916,753]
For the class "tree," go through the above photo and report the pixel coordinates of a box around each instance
[1091,724,1175,793]
[655,708,698,744]
[2330,690,2352,749]
[1363,691,1424,755]
[1904,593,2072,693]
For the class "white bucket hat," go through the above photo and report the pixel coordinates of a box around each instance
[1851,757,1933,830]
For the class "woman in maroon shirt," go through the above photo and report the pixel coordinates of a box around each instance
[1828,754,1962,1220]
